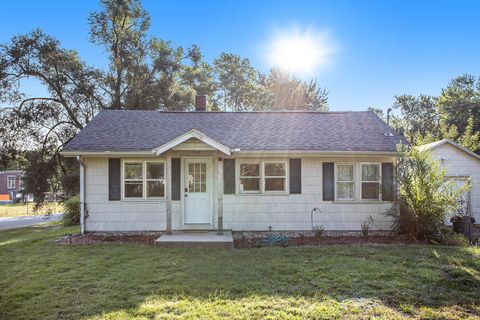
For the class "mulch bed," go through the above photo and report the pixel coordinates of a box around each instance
[234,235,407,248]
[56,232,161,246]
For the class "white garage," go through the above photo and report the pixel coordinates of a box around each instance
[418,139,480,223]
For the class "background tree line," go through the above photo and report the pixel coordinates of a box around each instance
[0,0,328,204]
[369,73,480,153]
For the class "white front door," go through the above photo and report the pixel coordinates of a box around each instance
[184,158,211,224]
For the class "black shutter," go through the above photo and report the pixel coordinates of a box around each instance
[171,158,181,200]
[108,158,121,201]
[382,163,394,201]
[289,159,301,194]
[322,162,334,201]
[223,158,235,194]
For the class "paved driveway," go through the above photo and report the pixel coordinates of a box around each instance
[0,213,63,230]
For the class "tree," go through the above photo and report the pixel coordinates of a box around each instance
[387,145,470,241]
[89,0,150,110]
[0,30,103,202]
[264,68,328,111]
[213,53,268,111]
[437,74,480,134]
[392,80,480,153]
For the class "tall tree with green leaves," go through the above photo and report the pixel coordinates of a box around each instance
[89,0,150,110]
[213,53,268,111]
[264,68,328,111]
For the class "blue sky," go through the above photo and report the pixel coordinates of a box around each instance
[1,0,479,111]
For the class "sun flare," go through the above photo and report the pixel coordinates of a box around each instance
[265,27,334,76]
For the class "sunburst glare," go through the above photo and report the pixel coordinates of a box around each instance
[265,27,335,76]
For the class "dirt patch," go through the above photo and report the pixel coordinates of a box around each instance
[56,232,161,246]
[234,235,406,248]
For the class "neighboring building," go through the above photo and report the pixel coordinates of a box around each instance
[61,103,405,234]
[0,170,24,204]
[418,139,480,223]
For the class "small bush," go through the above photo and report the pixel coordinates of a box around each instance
[431,228,469,246]
[313,225,325,240]
[361,216,374,239]
[63,196,80,226]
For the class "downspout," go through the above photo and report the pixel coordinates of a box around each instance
[76,156,85,234]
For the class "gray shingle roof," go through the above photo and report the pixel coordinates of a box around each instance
[63,110,405,153]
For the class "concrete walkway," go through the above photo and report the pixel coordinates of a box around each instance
[0,213,63,230]
[155,231,233,248]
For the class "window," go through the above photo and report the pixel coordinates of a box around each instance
[7,176,15,189]
[361,163,381,200]
[123,161,165,199]
[336,164,355,200]
[238,160,289,194]
[264,162,286,192]
[239,163,260,192]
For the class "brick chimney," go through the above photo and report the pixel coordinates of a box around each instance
[195,95,207,111]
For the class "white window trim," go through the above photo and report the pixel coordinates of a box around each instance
[360,162,382,201]
[238,160,261,194]
[237,159,289,195]
[121,160,166,200]
[335,163,356,201]
[7,175,15,189]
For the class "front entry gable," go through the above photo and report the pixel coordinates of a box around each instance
[152,129,231,156]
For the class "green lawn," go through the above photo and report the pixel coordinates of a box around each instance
[0,225,479,320]
[0,202,63,218]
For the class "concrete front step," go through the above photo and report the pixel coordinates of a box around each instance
[154,231,233,249]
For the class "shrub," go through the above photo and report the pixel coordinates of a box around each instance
[63,196,80,226]
[386,145,471,241]
[313,225,325,240]
[431,228,469,246]
[361,216,374,239]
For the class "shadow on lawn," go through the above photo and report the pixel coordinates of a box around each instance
[0,226,479,319]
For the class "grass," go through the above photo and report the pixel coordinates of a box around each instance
[0,225,479,319]
[0,202,63,218]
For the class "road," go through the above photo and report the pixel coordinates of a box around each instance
[0,213,63,230]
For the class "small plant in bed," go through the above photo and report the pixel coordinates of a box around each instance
[313,224,325,241]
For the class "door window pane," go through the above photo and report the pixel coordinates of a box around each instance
[188,162,207,193]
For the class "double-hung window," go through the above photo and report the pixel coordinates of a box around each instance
[239,163,260,193]
[123,161,165,199]
[336,164,355,200]
[361,163,381,200]
[7,176,15,189]
[264,162,287,192]
[239,160,288,194]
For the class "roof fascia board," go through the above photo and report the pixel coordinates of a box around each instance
[231,150,397,156]
[152,129,231,155]
[60,151,155,157]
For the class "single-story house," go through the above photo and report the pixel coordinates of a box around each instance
[61,103,405,234]
[418,139,480,223]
